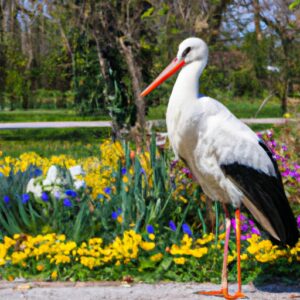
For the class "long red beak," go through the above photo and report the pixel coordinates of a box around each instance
[140,58,185,97]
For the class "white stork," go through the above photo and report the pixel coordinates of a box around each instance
[140,37,298,299]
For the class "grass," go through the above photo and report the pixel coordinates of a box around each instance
[0,128,111,158]
[0,97,292,157]
[147,97,283,120]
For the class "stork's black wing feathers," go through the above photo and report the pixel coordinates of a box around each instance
[221,142,298,247]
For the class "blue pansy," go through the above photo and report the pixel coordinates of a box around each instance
[65,190,77,197]
[104,187,111,194]
[146,224,155,234]
[22,193,30,204]
[41,192,49,202]
[169,220,177,231]
[3,195,10,204]
[182,223,192,236]
[121,168,127,175]
[63,198,72,207]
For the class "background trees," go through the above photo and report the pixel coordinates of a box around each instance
[0,0,299,128]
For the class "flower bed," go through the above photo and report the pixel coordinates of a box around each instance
[0,132,299,282]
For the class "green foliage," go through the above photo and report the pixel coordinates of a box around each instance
[230,68,263,97]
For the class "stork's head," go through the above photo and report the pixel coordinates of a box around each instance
[141,37,208,97]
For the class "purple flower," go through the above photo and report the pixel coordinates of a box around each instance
[251,227,261,235]
[41,192,49,202]
[104,187,111,194]
[63,198,72,207]
[140,168,145,175]
[54,191,60,199]
[65,190,77,197]
[181,168,191,175]
[169,220,177,231]
[182,223,192,236]
[241,224,249,232]
[3,195,10,204]
[241,234,251,240]
[248,219,255,227]
[146,224,155,234]
[297,215,300,229]
[22,194,30,204]
[121,168,127,175]
[282,144,288,151]
[170,160,178,170]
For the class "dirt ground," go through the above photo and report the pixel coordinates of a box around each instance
[0,281,299,300]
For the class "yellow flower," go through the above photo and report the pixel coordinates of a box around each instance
[140,242,155,251]
[117,215,123,223]
[148,234,155,241]
[36,264,44,271]
[241,254,248,261]
[123,176,129,183]
[173,257,186,265]
[150,253,163,262]
[228,255,235,263]
[51,271,58,280]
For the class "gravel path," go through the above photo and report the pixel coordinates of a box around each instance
[0,281,299,300]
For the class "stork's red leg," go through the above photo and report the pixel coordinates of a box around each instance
[196,204,231,296]
[196,207,247,299]
[222,209,247,299]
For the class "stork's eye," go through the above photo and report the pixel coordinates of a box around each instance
[182,46,191,58]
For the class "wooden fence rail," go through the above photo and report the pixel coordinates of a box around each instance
[0,118,297,130]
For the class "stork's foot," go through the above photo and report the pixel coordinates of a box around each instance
[195,289,224,296]
[223,291,247,299]
[195,289,247,299]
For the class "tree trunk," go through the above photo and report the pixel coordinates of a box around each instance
[92,30,109,104]
[253,0,262,42]
[118,36,145,145]
[208,0,232,45]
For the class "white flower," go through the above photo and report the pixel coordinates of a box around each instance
[26,178,42,197]
[74,180,86,189]
[69,165,85,178]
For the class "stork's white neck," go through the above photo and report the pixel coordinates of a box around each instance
[170,60,206,101]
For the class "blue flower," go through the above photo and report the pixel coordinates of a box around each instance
[146,224,155,234]
[63,198,72,207]
[34,168,43,177]
[22,193,30,204]
[3,195,10,204]
[104,187,111,194]
[54,191,60,199]
[169,220,177,231]
[65,190,77,197]
[112,212,118,220]
[112,208,122,220]
[121,168,127,175]
[41,192,49,202]
[140,168,145,174]
[182,223,192,236]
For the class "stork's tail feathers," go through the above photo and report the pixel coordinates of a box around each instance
[221,163,299,247]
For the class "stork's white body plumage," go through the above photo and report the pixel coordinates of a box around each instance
[141,37,298,299]
[167,74,276,208]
